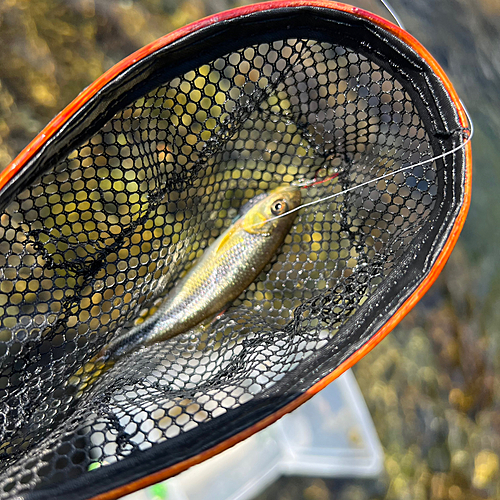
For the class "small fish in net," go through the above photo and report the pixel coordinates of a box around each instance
[99,184,302,361]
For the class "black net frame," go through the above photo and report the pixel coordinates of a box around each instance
[0,4,470,499]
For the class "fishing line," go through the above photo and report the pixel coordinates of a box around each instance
[378,0,406,30]
[257,119,473,227]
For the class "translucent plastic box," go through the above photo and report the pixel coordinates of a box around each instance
[126,369,383,500]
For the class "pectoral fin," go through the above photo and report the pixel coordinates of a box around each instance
[215,224,240,254]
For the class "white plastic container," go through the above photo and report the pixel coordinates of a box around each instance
[125,369,383,500]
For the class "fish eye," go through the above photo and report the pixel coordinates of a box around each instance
[271,199,288,216]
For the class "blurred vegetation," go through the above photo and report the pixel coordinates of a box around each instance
[0,0,217,170]
[353,250,500,500]
[1,0,500,500]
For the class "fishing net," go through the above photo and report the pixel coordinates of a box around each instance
[0,3,470,499]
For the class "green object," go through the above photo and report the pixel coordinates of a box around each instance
[149,482,168,500]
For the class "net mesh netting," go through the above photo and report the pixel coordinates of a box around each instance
[0,9,467,499]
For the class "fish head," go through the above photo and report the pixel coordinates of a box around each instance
[241,185,301,235]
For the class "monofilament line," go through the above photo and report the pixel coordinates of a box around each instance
[257,120,473,227]
[378,0,406,30]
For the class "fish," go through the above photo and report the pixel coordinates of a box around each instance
[99,184,301,361]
